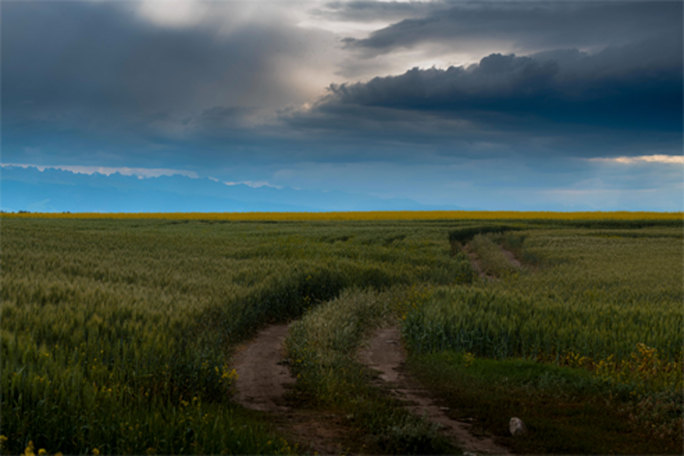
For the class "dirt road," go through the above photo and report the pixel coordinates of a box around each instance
[232,323,355,454]
[232,324,294,412]
[232,323,509,454]
[359,326,510,455]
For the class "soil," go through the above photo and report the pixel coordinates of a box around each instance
[463,245,495,281]
[358,326,510,455]
[500,247,522,268]
[232,323,510,455]
[232,323,357,454]
[232,324,294,412]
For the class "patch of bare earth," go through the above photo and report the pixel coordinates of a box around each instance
[499,247,522,268]
[359,326,510,455]
[463,244,522,280]
[463,245,495,281]
[232,323,356,454]
[233,324,294,412]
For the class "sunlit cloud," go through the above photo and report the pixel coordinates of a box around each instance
[297,18,393,36]
[589,155,684,165]
[1,163,198,179]
[135,0,208,28]
[224,180,282,189]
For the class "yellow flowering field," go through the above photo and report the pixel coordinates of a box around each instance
[2,210,681,221]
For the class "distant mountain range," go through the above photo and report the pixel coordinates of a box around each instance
[1,165,451,213]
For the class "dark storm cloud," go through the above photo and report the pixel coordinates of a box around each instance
[344,1,682,55]
[1,1,325,142]
[284,39,683,155]
[3,0,682,182]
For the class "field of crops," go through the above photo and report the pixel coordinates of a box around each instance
[406,228,683,361]
[1,215,682,454]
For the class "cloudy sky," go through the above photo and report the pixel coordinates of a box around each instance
[2,0,682,211]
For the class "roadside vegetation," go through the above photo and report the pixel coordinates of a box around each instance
[0,218,467,454]
[286,288,455,454]
[404,225,683,453]
[1,215,681,454]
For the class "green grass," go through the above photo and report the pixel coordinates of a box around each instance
[408,351,681,454]
[1,217,682,454]
[467,233,519,277]
[402,225,683,453]
[0,217,467,454]
[404,227,683,363]
[285,288,456,454]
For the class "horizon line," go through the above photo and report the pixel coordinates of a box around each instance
[2,210,681,222]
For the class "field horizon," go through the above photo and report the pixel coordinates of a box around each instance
[2,210,682,221]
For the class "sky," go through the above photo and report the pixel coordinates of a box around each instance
[1,0,683,212]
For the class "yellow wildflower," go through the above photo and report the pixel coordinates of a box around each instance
[463,352,475,367]
[24,441,35,456]
[220,368,238,382]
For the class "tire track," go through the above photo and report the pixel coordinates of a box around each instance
[231,323,356,454]
[232,324,294,412]
[359,326,510,455]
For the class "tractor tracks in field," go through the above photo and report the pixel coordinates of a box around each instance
[232,323,355,454]
[232,323,510,455]
[500,248,522,269]
[232,324,294,413]
[463,244,496,281]
[359,326,510,455]
[463,242,522,281]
